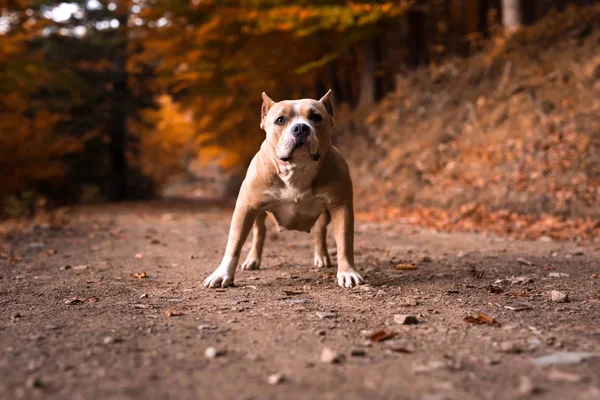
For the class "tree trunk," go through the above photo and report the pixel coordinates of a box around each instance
[108,12,129,201]
[501,0,522,34]
[358,39,377,108]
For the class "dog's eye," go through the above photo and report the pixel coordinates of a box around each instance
[275,116,286,125]
[309,113,323,123]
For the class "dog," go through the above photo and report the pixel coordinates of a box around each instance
[203,90,364,288]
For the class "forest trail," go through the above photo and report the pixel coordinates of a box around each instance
[1,201,599,400]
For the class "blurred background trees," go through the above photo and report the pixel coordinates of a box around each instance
[0,0,598,212]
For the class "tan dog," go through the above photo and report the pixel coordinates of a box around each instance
[203,90,364,288]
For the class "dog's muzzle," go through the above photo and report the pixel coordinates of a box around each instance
[291,123,311,148]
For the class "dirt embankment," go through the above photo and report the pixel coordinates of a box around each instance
[338,5,600,241]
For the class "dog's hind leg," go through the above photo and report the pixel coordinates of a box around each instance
[313,211,332,268]
[241,210,267,270]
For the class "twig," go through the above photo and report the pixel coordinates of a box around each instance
[495,60,513,97]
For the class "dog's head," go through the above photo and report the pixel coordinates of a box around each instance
[260,91,335,162]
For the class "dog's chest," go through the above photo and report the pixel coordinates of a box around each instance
[265,163,327,232]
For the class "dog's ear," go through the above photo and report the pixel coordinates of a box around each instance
[319,89,335,121]
[260,92,275,130]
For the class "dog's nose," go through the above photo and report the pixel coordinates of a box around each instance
[291,123,310,137]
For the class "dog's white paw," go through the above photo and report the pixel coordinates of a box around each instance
[241,258,260,271]
[314,253,332,268]
[203,269,235,288]
[337,270,364,288]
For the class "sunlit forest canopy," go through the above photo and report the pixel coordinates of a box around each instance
[1,0,598,210]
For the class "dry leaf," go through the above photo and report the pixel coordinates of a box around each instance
[164,309,183,317]
[394,264,418,271]
[64,296,86,305]
[369,330,398,342]
[135,253,144,259]
[463,313,501,327]
[47,249,57,255]
[131,271,148,279]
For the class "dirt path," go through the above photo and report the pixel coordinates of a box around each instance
[1,201,599,400]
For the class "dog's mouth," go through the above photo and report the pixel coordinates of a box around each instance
[278,134,320,162]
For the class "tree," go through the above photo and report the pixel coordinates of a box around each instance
[501,0,522,33]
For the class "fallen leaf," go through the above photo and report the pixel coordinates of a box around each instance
[164,309,184,317]
[47,249,57,255]
[369,330,398,342]
[64,296,86,305]
[131,271,148,279]
[394,264,418,271]
[9,256,20,263]
[463,313,501,327]
[135,253,144,259]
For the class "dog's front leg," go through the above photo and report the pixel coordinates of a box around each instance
[204,204,258,288]
[330,203,364,288]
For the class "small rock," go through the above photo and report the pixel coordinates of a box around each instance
[533,352,600,366]
[517,258,533,266]
[403,296,418,306]
[139,293,148,299]
[550,290,568,303]
[28,242,45,249]
[508,276,534,285]
[198,324,216,330]
[548,369,583,383]
[394,314,418,325]
[570,250,584,256]
[103,336,122,345]
[320,347,340,364]
[316,330,326,336]
[548,272,570,278]
[518,377,541,396]
[267,373,284,385]
[44,324,60,331]
[11,312,22,320]
[500,341,522,354]
[204,346,225,359]
[421,256,432,263]
[315,311,336,319]
[25,376,45,389]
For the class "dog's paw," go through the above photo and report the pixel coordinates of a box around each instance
[241,258,260,271]
[337,270,364,288]
[314,253,332,268]
[203,269,235,288]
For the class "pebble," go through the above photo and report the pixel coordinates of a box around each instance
[103,336,122,345]
[548,369,583,383]
[315,311,336,319]
[403,296,418,306]
[548,272,570,278]
[533,352,600,366]
[499,341,522,354]
[518,377,541,396]
[139,293,148,299]
[204,346,225,358]
[267,373,284,385]
[320,347,341,364]
[394,314,419,325]
[550,290,568,303]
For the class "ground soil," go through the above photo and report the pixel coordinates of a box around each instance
[1,200,599,400]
